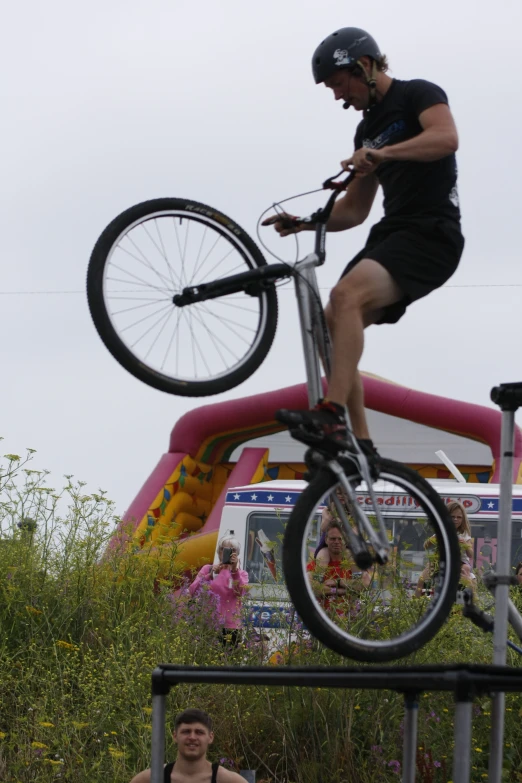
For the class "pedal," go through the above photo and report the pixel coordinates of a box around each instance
[275,408,305,426]
[289,426,343,458]
[289,425,326,446]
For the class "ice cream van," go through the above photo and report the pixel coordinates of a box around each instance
[216,478,522,635]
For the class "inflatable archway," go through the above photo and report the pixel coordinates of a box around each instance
[108,374,522,571]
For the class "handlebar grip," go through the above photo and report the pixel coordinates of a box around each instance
[322,168,356,191]
[279,216,301,230]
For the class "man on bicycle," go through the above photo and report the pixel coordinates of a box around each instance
[264,27,464,459]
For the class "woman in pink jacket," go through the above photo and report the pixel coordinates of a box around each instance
[189,535,249,646]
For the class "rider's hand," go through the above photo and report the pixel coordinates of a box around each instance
[341,148,385,177]
[261,213,303,237]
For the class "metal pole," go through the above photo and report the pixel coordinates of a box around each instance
[488,408,515,783]
[151,692,166,783]
[402,692,418,783]
[452,693,473,783]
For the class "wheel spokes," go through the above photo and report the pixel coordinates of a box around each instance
[102,209,267,384]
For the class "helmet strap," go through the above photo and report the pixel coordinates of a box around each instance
[357,59,378,114]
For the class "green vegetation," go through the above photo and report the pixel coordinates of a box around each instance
[1,449,522,782]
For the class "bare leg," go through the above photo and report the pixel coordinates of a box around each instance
[324,258,403,439]
[347,371,370,440]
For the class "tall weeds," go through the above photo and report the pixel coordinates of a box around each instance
[1,450,521,782]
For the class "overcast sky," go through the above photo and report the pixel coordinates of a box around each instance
[2,0,522,516]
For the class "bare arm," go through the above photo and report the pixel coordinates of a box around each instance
[381,103,458,162]
[129,770,151,783]
[323,174,379,232]
[320,507,333,533]
[350,104,458,176]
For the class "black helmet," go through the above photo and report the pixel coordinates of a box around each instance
[312,27,381,84]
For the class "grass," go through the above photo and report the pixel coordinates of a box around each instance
[1,448,522,782]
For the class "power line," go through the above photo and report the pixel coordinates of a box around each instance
[0,283,521,296]
[0,290,84,295]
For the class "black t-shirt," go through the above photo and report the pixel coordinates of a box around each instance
[354,79,460,221]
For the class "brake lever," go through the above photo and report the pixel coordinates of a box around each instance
[322,168,356,191]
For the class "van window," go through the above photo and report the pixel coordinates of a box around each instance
[244,511,289,584]
[244,511,320,584]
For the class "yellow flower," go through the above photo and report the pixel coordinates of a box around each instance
[0,731,6,739]
[143,724,152,730]
[38,722,54,728]
[31,742,48,749]
[44,759,63,766]
[142,707,152,715]
[56,640,78,650]
[354,705,361,710]
[25,606,42,615]
[110,731,117,735]
[72,722,89,729]
[475,747,483,753]
[108,746,125,758]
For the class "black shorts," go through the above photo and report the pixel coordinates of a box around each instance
[341,215,465,324]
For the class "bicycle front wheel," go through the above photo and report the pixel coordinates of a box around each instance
[283,459,460,662]
[87,198,278,396]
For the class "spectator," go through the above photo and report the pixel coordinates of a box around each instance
[314,488,351,565]
[448,501,474,570]
[415,501,476,597]
[515,562,522,587]
[129,707,246,783]
[307,521,370,610]
[189,535,248,646]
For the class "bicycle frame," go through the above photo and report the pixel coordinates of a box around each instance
[173,172,392,563]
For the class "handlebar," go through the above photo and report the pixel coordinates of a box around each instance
[264,161,376,262]
[267,168,357,232]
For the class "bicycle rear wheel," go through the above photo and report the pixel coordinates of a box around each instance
[283,458,459,662]
[87,198,278,396]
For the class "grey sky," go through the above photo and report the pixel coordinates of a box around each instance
[2,0,522,515]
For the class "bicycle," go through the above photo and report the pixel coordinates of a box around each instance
[87,172,460,662]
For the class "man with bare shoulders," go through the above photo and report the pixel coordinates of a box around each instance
[130,708,246,783]
[307,520,371,610]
